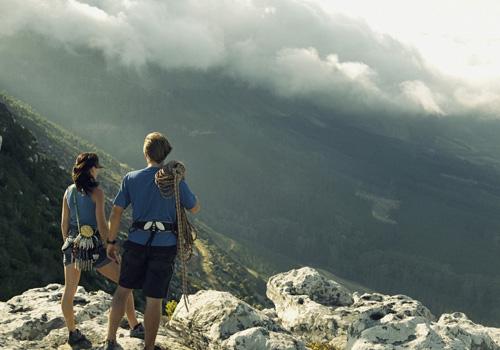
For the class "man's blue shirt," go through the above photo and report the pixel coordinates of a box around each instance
[113,166,197,246]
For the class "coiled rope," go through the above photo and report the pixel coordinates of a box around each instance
[155,160,197,312]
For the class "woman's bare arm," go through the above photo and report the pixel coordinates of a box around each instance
[93,187,109,240]
[61,190,70,241]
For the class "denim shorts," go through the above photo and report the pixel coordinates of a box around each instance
[62,230,111,269]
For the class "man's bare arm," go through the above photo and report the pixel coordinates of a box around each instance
[108,205,124,241]
[189,197,201,214]
[106,205,124,263]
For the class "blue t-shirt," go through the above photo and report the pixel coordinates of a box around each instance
[66,185,97,231]
[113,166,197,246]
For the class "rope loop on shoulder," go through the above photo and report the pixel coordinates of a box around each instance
[155,160,196,312]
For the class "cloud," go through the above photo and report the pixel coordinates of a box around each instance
[400,80,445,115]
[453,85,500,115]
[0,0,226,69]
[0,0,486,116]
[230,46,383,111]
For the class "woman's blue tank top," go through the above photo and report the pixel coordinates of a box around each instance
[66,185,97,229]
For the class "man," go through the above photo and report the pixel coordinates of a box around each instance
[104,132,200,350]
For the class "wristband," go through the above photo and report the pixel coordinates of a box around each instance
[106,239,117,245]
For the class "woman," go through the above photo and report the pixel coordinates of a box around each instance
[60,152,144,348]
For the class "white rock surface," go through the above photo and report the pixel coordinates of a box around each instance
[2,268,500,350]
[344,294,500,349]
[347,315,443,350]
[267,267,500,350]
[267,267,354,343]
[221,326,307,350]
[347,312,500,350]
[169,289,297,349]
[346,292,435,338]
[268,267,353,307]
[433,313,500,350]
[0,284,190,350]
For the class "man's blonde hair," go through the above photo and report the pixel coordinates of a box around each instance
[143,132,172,164]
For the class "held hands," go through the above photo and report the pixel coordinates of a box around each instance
[106,243,121,264]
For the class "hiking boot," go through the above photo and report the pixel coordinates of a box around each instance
[129,322,145,339]
[144,346,164,350]
[102,339,122,350]
[68,329,92,349]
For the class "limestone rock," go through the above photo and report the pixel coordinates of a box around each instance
[268,267,353,307]
[268,267,500,350]
[2,267,500,350]
[432,313,500,350]
[346,292,435,338]
[345,294,500,349]
[261,308,279,322]
[221,326,307,350]
[169,290,285,349]
[267,267,353,343]
[347,315,440,349]
[0,284,190,350]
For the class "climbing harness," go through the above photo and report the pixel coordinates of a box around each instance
[155,160,197,312]
[131,221,176,232]
[130,220,176,257]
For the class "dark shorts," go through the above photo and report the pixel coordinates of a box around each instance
[62,233,111,269]
[119,240,177,298]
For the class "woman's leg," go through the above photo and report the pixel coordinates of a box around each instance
[61,263,81,332]
[97,262,139,328]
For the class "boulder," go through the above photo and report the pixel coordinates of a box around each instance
[266,267,500,350]
[268,267,353,307]
[346,315,443,349]
[169,290,288,349]
[3,268,500,350]
[0,284,190,350]
[432,313,500,350]
[267,267,353,343]
[346,292,435,338]
[221,326,307,350]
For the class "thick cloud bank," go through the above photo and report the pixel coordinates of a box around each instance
[0,0,493,116]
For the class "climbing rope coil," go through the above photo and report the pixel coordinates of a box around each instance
[155,160,197,312]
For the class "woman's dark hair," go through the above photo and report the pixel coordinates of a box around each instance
[72,152,102,195]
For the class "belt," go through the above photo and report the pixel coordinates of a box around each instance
[131,221,177,251]
[131,221,175,232]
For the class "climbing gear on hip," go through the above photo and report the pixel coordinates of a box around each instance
[155,160,197,312]
[130,221,176,232]
[131,220,176,253]
[71,185,100,271]
[61,236,75,251]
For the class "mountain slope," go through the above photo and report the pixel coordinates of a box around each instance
[0,102,67,298]
[3,34,500,325]
[0,96,268,308]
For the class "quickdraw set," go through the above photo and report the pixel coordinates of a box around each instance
[71,185,100,271]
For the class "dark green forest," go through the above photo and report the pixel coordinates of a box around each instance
[0,102,68,298]
[0,101,123,298]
